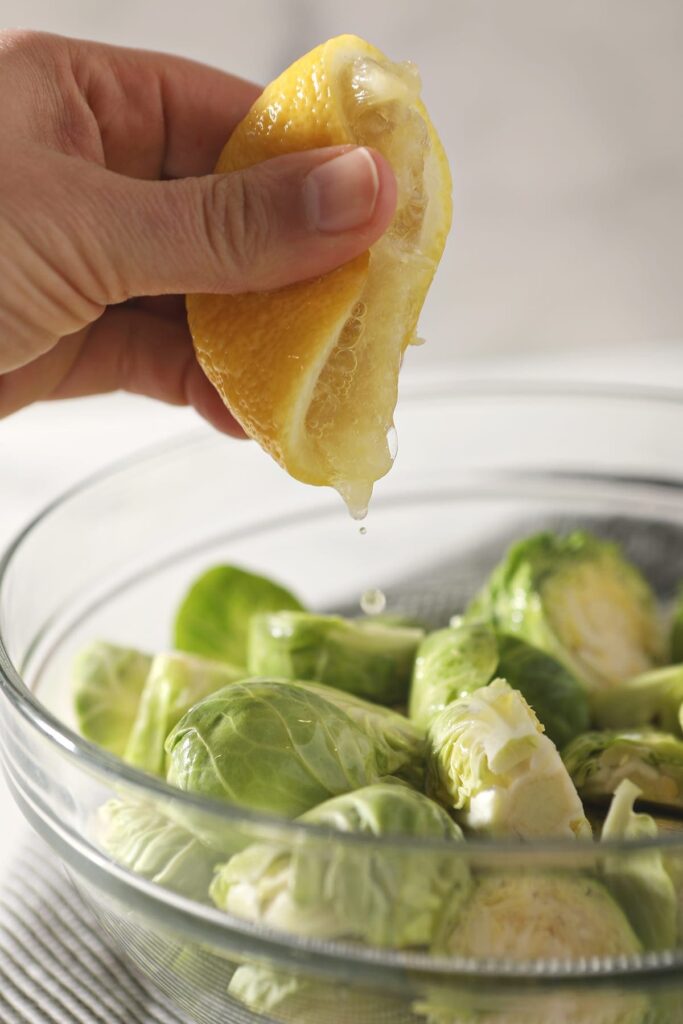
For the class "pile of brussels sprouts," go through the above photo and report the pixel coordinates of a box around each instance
[73,531,683,1020]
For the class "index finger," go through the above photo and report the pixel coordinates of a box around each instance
[67,36,262,179]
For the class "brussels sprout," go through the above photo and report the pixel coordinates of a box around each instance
[563,730,683,810]
[98,799,222,902]
[426,679,591,839]
[248,611,424,704]
[600,779,677,950]
[416,983,648,1024]
[124,652,245,775]
[212,782,470,948]
[435,873,641,961]
[468,531,664,693]
[73,642,152,757]
[229,965,409,1024]
[290,680,425,787]
[592,664,683,735]
[165,680,387,817]
[408,623,499,730]
[174,565,304,666]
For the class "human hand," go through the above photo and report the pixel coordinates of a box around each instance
[0,31,396,431]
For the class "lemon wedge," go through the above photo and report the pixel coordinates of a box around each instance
[187,34,452,517]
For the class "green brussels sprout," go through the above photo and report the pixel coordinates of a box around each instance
[124,652,245,775]
[174,565,304,666]
[600,779,677,950]
[290,679,425,788]
[563,730,683,810]
[408,623,499,730]
[468,531,664,693]
[426,679,591,839]
[165,680,388,817]
[73,642,152,757]
[212,782,470,948]
[409,625,589,748]
[98,799,222,902]
[592,664,683,735]
[434,873,641,961]
[247,611,424,704]
[670,585,683,663]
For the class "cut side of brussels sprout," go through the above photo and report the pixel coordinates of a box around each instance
[124,652,245,775]
[563,730,683,810]
[98,799,222,902]
[72,642,152,757]
[165,680,387,817]
[248,611,424,704]
[212,782,470,948]
[408,623,499,730]
[174,565,304,666]
[289,679,425,787]
[600,779,677,950]
[426,679,591,839]
[435,873,641,961]
[469,531,664,693]
[592,664,683,735]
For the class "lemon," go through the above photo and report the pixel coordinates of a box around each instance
[187,35,452,517]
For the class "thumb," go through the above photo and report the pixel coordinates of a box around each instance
[94,146,397,300]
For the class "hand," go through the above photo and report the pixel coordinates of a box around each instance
[0,31,396,432]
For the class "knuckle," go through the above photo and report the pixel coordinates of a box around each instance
[0,29,57,61]
[199,171,273,284]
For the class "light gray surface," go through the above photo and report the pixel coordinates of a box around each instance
[0,0,681,357]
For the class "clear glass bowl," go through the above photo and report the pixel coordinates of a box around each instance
[3,379,683,1024]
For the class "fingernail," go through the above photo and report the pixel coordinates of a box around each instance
[303,148,380,233]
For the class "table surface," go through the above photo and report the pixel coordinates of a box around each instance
[2,343,683,871]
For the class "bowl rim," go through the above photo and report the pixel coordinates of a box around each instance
[3,380,683,857]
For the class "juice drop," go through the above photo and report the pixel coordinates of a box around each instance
[360,588,387,616]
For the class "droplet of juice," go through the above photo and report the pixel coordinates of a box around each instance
[360,588,387,616]
[359,526,367,536]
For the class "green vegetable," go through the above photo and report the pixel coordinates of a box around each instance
[290,679,425,787]
[409,624,589,748]
[468,531,664,693]
[426,679,591,839]
[670,585,683,663]
[563,730,683,810]
[212,782,470,948]
[98,799,222,902]
[124,652,244,775]
[434,873,641,960]
[592,664,683,735]
[229,965,407,1024]
[248,611,424,704]
[174,565,304,666]
[73,642,152,757]
[408,623,499,730]
[600,779,677,950]
[165,680,388,817]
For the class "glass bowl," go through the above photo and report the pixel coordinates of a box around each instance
[3,379,683,1024]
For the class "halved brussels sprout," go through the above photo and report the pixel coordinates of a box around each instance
[434,873,641,961]
[409,625,589,749]
[212,782,470,948]
[290,679,425,787]
[563,730,683,810]
[124,652,244,775]
[165,680,388,817]
[592,664,683,735]
[426,679,591,839]
[601,779,677,950]
[229,965,409,1024]
[98,799,222,902]
[73,642,152,757]
[468,531,664,693]
[408,623,499,730]
[174,565,304,666]
[248,611,424,704]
